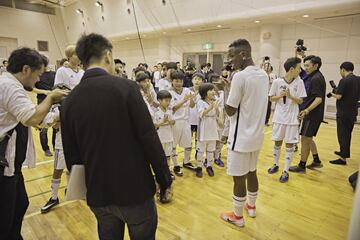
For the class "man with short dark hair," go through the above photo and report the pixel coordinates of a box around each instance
[329,61,359,165]
[0,47,66,239]
[290,55,326,172]
[61,33,172,240]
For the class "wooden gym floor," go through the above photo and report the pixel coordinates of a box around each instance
[21,97,359,240]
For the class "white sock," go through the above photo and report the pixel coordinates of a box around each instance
[233,195,246,217]
[197,151,204,168]
[172,148,178,166]
[247,191,258,207]
[51,178,61,200]
[274,145,281,166]
[183,148,191,164]
[284,147,295,172]
[206,151,214,167]
[215,141,223,159]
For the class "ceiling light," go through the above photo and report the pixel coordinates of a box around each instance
[303,14,309,18]
[217,24,222,28]
[76,9,84,14]
[255,20,260,23]
[95,1,103,7]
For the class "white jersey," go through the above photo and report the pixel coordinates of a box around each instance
[226,66,268,152]
[154,108,174,143]
[54,66,84,89]
[215,90,225,129]
[169,88,193,121]
[158,78,172,91]
[189,89,201,126]
[153,71,161,88]
[269,77,307,125]
[197,99,219,141]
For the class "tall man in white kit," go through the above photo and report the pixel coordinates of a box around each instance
[220,39,268,227]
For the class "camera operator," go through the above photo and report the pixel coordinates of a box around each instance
[289,55,326,173]
[0,48,67,239]
[329,62,359,165]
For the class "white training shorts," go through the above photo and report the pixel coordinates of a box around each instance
[173,119,192,148]
[161,142,173,157]
[54,149,66,170]
[272,123,299,144]
[197,140,216,153]
[227,149,260,176]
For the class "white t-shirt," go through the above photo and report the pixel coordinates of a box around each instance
[154,108,174,143]
[197,99,219,141]
[169,88,193,121]
[269,77,307,125]
[54,66,84,89]
[226,66,269,152]
[215,90,225,129]
[189,88,201,126]
[158,78,172,91]
[153,71,161,88]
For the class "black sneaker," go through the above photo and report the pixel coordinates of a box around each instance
[289,165,306,173]
[329,159,347,165]
[183,162,196,170]
[307,161,323,169]
[334,151,341,157]
[195,167,203,178]
[206,166,215,177]
[173,166,183,177]
[41,198,59,214]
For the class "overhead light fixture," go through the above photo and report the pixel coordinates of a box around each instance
[217,24,222,28]
[95,1,103,7]
[76,9,84,14]
[187,28,191,31]
[303,14,310,18]
[255,20,260,23]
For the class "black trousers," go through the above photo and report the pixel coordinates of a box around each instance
[265,100,272,124]
[39,127,56,152]
[336,116,355,158]
[0,173,29,240]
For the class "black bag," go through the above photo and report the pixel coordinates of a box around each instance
[0,128,15,183]
[348,171,358,191]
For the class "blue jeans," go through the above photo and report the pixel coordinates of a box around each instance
[90,198,158,240]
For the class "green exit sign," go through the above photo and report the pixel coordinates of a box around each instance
[202,43,213,50]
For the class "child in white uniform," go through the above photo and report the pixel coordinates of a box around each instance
[196,83,222,177]
[268,57,306,182]
[154,90,179,178]
[169,70,196,172]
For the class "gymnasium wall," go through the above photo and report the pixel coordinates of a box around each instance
[0,6,68,64]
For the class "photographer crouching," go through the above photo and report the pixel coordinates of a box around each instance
[328,62,360,165]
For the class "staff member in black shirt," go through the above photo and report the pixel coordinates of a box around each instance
[34,55,56,156]
[329,62,359,165]
[290,55,326,172]
[61,33,172,240]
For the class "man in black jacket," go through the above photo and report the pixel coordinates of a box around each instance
[60,33,172,240]
[290,55,326,173]
[329,62,359,165]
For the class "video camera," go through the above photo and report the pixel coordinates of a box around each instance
[296,39,307,52]
[326,80,337,98]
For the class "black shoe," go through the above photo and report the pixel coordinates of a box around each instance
[334,151,341,157]
[289,165,306,173]
[206,166,215,177]
[329,159,347,165]
[294,145,298,152]
[41,198,59,214]
[173,166,183,177]
[307,161,323,169]
[183,162,196,171]
[195,167,203,178]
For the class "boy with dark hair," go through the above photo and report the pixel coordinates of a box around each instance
[169,70,195,174]
[268,57,306,182]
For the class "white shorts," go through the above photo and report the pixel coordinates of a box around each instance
[227,150,260,176]
[54,149,66,170]
[162,142,173,157]
[197,140,216,153]
[272,123,299,144]
[173,120,192,148]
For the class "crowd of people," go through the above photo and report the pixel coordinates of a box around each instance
[0,33,359,239]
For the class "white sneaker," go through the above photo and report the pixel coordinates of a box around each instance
[245,203,256,218]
